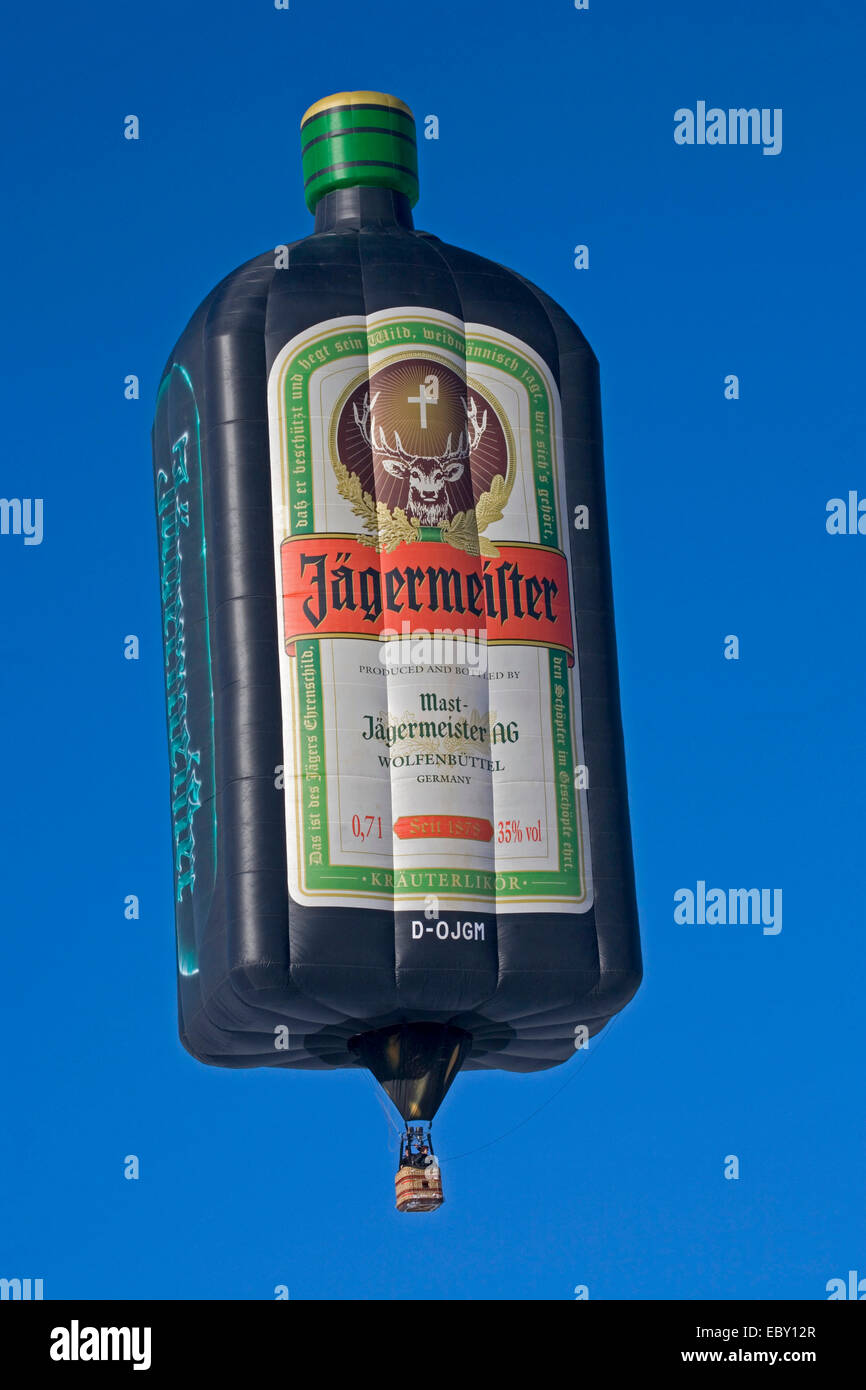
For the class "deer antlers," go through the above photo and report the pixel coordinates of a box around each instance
[353,391,415,466]
[353,389,488,464]
[452,395,488,461]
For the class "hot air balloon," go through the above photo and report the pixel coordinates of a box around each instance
[153,90,641,1212]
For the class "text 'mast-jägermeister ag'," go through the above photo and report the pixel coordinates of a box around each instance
[153,90,641,1211]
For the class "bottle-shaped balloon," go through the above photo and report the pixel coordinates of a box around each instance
[152,90,642,1205]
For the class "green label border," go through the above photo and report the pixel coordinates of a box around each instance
[277,315,587,905]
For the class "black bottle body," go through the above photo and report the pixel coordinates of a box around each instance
[153,188,641,1076]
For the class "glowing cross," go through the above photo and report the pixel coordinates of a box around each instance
[407,374,439,429]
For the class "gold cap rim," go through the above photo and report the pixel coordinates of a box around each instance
[301,90,413,128]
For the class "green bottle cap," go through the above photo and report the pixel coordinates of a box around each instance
[300,90,419,213]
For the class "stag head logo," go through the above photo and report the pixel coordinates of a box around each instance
[354,387,488,527]
[333,357,511,553]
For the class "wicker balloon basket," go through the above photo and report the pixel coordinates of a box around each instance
[395,1163,444,1213]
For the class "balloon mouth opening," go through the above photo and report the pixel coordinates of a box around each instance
[348,1021,471,1122]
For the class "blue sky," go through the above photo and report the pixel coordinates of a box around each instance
[1,0,864,1299]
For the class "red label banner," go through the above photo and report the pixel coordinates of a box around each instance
[393,815,494,843]
[280,535,574,663]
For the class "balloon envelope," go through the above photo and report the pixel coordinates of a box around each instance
[152,91,641,1119]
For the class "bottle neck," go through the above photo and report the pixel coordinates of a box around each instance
[313,185,415,233]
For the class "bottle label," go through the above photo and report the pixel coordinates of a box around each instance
[268,309,592,915]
